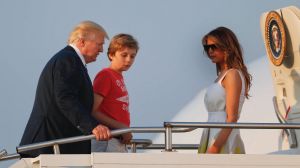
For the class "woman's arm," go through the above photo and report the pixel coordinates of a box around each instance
[207,69,242,153]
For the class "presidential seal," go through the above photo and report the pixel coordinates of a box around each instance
[265,11,286,66]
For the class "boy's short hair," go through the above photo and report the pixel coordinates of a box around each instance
[107,34,139,61]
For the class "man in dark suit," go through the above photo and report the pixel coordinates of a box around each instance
[19,21,111,158]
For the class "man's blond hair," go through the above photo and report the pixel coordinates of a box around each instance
[68,20,109,44]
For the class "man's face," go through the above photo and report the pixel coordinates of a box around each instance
[82,32,105,63]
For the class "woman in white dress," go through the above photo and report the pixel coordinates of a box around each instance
[198,27,252,154]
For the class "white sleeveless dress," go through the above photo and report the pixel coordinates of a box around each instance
[198,69,246,154]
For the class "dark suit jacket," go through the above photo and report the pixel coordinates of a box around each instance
[19,46,98,158]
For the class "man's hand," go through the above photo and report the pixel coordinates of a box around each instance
[92,124,111,141]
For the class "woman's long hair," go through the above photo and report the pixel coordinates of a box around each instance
[202,27,252,98]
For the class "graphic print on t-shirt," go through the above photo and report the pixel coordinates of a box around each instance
[115,79,129,112]
[117,95,129,104]
[93,68,131,126]
[116,79,127,93]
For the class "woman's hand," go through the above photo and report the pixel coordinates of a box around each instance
[207,145,220,154]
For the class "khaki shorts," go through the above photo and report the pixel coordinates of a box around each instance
[91,138,128,153]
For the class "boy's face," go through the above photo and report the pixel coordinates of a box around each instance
[109,47,137,73]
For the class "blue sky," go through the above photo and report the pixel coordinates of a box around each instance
[1,0,300,167]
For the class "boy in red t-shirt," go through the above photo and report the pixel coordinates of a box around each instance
[91,34,139,152]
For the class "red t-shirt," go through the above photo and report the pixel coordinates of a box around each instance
[93,68,130,126]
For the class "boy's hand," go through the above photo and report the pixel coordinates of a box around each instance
[121,132,133,144]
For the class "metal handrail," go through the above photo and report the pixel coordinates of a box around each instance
[130,139,152,153]
[0,149,7,158]
[18,122,299,153]
[0,153,20,161]
[0,127,193,161]
[138,144,199,150]
[16,127,193,154]
[164,122,300,129]
[1,122,299,162]
[163,122,300,151]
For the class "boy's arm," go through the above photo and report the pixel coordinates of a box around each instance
[92,93,132,144]
[92,93,129,129]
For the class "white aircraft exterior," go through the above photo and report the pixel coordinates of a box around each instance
[1,1,300,167]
